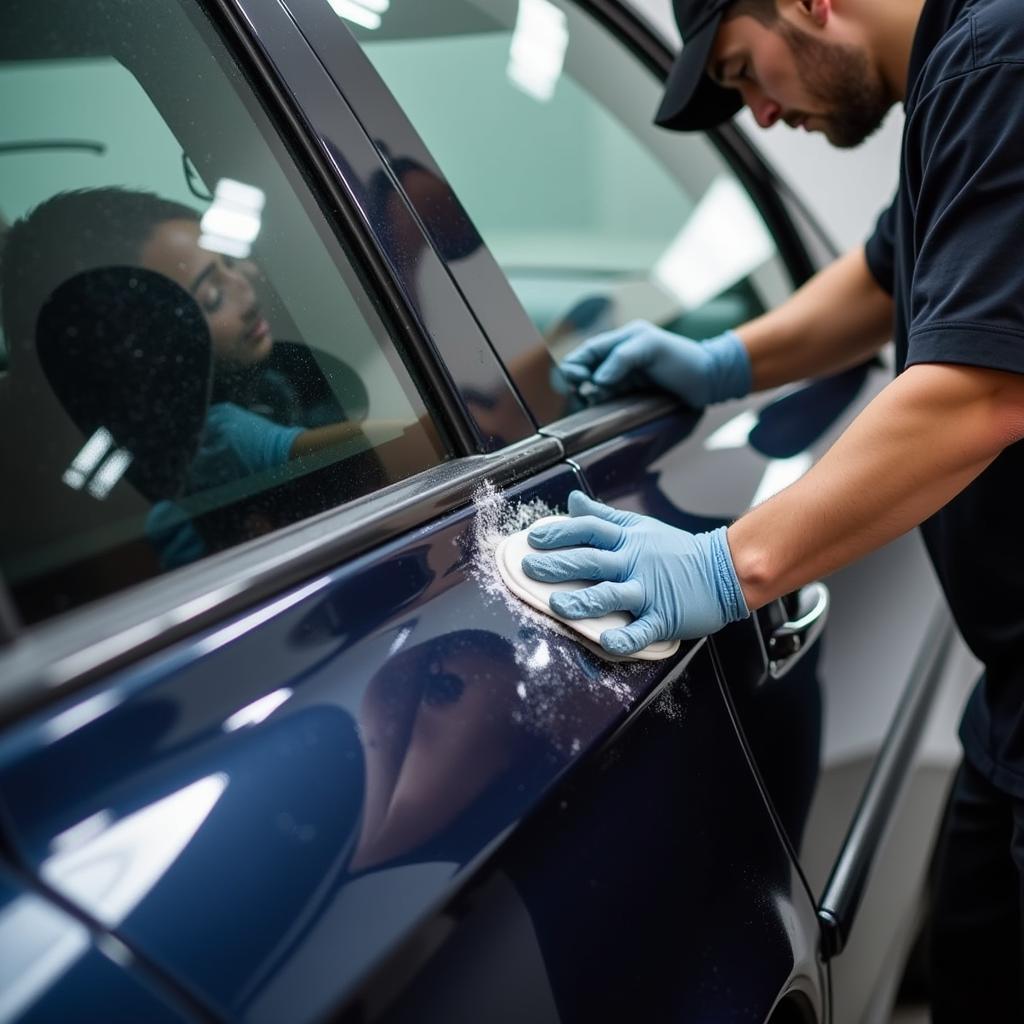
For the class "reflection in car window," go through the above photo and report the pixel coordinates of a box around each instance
[0,1,450,624]
[350,0,793,418]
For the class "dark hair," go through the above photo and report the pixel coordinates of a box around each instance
[0,187,199,360]
[725,0,780,25]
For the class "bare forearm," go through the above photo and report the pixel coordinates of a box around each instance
[736,247,894,391]
[728,363,1024,609]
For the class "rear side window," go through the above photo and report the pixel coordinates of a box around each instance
[0,0,450,624]
[349,0,793,421]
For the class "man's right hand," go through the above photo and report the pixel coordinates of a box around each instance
[559,320,751,407]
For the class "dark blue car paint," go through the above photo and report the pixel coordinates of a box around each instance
[371,642,823,1024]
[0,867,197,1022]
[3,466,811,1021]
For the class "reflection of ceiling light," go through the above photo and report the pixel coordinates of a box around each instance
[193,577,332,658]
[751,453,813,507]
[200,178,265,259]
[0,893,90,1023]
[654,175,775,312]
[326,0,389,30]
[704,409,758,451]
[388,624,413,656]
[86,446,132,500]
[223,688,293,732]
[62,426,132,500]
[507,0,569,103]
[62,427,113,490]
[41,774,228,929]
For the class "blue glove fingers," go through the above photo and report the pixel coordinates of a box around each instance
[590,334,655,388]
[527,514,623,552]
[558,362,592,383]
[560,321,647,379]
[549,579,644,620]
[601,615,663,656]
[566,490,640,527]
[521,547,623,584]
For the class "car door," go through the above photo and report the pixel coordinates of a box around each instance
[0,1,820,1022]
[332,0,976,1017]
[0,863,200,1022]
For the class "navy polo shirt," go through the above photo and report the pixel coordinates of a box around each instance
[864,0,1024,796]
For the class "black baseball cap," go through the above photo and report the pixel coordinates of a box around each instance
[655,0,743,131]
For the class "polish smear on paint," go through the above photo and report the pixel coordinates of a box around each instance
[467,481,645,747]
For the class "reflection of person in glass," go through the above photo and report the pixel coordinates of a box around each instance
[2,188,405,470]
[2,187,423,563]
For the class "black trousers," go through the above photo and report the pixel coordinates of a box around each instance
[929,758,1024,1021]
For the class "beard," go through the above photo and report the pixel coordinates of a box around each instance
[781,23,891,148]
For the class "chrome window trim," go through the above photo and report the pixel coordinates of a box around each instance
[538,394,680,456]
[0,436,562,725]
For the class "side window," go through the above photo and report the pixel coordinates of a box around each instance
[0,1,450,624]
[350,0,792,417]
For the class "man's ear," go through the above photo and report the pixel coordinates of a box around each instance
[790,0,831,28]
[807,0,831,27]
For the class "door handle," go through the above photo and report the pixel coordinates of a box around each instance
[767,581,829,679]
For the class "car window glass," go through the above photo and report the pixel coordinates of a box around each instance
[0,0,450,624]
[349,0,793,419]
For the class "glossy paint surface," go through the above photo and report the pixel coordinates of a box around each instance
[375,644,822,1024]
[1,467,796,1021]
[0,866,193,1023]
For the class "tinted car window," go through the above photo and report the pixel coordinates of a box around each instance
[0,0,450,624]
[350,0,793,417]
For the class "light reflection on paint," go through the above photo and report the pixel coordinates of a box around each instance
[223,688,292,732]
[41,773,228,929]
[703,409,759,451]
[750,453,814,507]
[0,893,90,1023]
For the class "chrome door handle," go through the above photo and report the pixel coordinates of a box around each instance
[767,581,829,679]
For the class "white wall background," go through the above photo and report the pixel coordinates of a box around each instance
[629,0,903,252]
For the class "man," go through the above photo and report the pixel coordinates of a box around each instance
[520,0,1024,1017]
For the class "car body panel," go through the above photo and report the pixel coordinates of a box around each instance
[0,865,196,1023]
[372,642,824,1024]
[0,466,817,1021]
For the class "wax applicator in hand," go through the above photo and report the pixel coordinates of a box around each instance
[494,516,680,662]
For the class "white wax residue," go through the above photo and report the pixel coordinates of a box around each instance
[467,481,643,740]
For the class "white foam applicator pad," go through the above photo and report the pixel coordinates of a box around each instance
[495,515,680,662]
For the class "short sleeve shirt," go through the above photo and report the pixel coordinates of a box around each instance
[146,403,302,569]
[189,402,302,492]
[864,0,1024,796]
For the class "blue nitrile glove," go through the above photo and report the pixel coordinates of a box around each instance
[559,320,751,407]
[522,491,749,656]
